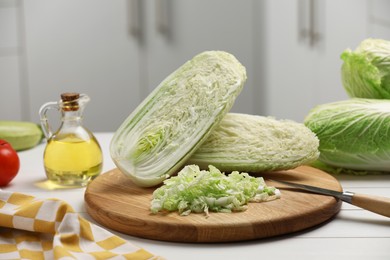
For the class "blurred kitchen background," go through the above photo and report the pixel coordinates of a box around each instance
[1,0,390,132]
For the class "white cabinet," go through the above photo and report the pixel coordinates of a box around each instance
[23,0,141,131]
[368,0,390,39]
[3,0,386,130]
[142,0,256,114]
[18,0,256,131]
[0,1,23,121]
[261,0,369,122]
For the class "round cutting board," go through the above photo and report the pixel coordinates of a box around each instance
[84,166,342,242]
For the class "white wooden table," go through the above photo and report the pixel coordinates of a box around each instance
[4,133,390,259]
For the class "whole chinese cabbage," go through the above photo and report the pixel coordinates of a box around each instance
[341,38,390,99]
[188,113,319,172]
[304,98,390,173]
[110,51,246,187]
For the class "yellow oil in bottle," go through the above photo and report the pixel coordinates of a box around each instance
[40,92,103,187]
[44,134,102,186]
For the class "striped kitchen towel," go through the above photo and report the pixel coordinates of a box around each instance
[0,190,163,259]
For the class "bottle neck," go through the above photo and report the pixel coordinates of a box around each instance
[61,110,83,126]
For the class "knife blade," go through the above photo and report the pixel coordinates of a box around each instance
[269,179,390,218]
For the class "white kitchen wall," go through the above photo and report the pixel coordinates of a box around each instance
[1,0,390,131]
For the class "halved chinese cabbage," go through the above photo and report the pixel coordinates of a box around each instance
[188,113,319,172]
[110,51,246,187]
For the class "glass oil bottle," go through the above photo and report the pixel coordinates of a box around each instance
[39,93,103,186]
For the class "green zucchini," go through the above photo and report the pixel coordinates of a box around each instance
[0,121,43,151]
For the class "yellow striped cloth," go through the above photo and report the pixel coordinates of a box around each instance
[0,190,163,259]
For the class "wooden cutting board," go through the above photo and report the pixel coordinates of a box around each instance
[84,166,342,242]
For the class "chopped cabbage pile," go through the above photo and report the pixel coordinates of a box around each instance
[150,165,280,216]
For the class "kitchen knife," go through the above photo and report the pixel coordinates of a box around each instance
[270,179,390,218]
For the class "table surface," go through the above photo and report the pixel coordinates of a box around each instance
[3,133,390,260]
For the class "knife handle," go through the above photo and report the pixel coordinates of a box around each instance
[351,193,390,218]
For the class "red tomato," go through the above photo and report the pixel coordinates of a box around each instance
[0,139,20,186]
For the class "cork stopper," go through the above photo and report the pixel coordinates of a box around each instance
[61,92,80,111]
